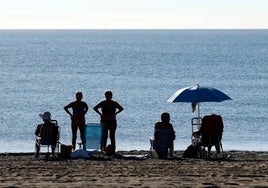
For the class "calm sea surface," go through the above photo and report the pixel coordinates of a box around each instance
[0,29,267,152]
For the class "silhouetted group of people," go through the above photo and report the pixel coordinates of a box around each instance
[35,90,124,157]
[35,91,223,159]
[64,90,124,152]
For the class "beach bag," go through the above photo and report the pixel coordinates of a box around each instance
[60,144,73,159]
[183,145,198,158]
[105,145,115,156]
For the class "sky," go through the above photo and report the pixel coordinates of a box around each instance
[0,0,267,29]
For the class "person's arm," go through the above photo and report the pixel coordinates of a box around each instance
[64,103,73,117]
[35,124,42,136]
[115,102,123,115]
[171,124,176,140]
[84,102,89,115]
[93,102,102,116]
[154,122,161,131]
[154,122,161,140]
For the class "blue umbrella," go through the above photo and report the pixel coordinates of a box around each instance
[167,85,232,118]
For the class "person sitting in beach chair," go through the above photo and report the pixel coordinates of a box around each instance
[152,112,176,159]
[199,114,224,157]
[35,111,60,158]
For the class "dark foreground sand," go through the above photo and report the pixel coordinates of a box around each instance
[0,150,267,188]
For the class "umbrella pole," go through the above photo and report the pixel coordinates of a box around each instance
[198,102,200,119]
[197,103,202,128]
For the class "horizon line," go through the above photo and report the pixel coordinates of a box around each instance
[0,28,267,30]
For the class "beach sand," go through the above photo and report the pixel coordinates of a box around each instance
[0,150,267,188]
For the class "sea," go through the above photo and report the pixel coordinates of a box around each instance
[0,29,267,153]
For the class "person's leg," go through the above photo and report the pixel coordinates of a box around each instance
[109,124,117,149]
[215,144,221,154]
[102,125,108,151]
[71,122,79,150]
[51,145,56,156]
[78,122,86,149]
[35,141,40,158]
[169,142,174,158]
[156,149,168,159]
[215,136,221,154]
[207,146,211,157]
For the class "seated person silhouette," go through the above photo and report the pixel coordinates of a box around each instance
[199,114,223,157]
[153,112,176,159]
[35,111,59,158]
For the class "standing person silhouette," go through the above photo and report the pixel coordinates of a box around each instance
[93,90,123,153]
[64,92,88,150]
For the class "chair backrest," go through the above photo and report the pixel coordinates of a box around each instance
[191,117,202,132]
[199,114,223,145]
[200,114,223,134]
[84,123,103,150]
[154,129,174,152]
[40,120,59,146]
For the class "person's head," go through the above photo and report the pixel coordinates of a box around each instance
[39,111,51,122]
[161,112,170,123]
[105,90,113,100]
[76,92,83,101]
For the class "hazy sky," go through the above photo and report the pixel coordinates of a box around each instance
[1,0,267,29]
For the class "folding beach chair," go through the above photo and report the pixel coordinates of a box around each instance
[191,117,202,146]
[199,114,224,157]
[183,117,204,158]
[82,123,103,152]
[36,120,60,159]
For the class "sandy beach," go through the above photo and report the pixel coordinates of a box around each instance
[0,150,267,188]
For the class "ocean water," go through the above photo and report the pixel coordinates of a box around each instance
[0,29,267,153]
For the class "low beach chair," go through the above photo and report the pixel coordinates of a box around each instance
[80,123,103,152]
[199,114,224,157]
[36,120,60,159]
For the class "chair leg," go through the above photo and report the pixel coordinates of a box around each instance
[35,142,40,158]
[56,142,60,155]
[169,148,174,158]
[43,146,49,160]
[149,138,154,157]
[220,141,223,153]
[207,146,212,157]
[198,145,205,158]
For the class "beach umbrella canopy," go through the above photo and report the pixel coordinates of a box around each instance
[167,85,232,118]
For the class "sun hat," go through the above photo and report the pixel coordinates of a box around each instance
[39,111,51,120]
